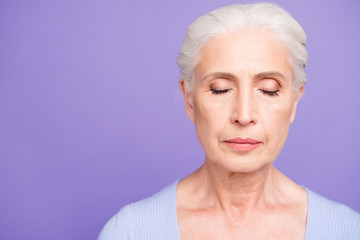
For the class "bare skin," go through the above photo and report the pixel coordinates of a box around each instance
[176,163,307,240]
[177,29,307,239]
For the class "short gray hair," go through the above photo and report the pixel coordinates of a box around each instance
[177,3,308,91]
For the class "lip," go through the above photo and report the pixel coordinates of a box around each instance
[224,138,262,152]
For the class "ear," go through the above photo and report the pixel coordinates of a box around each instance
[180,80,195,123]
[289,86,304,124]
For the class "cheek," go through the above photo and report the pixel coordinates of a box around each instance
[193,95,231,147]
[194,95,230,128]
[260,101,294,143]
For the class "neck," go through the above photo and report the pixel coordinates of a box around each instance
[197,160,284,215]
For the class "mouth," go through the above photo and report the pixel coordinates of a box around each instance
[224,138,262,152]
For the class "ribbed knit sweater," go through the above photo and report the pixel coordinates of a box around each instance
[98,180,360,240]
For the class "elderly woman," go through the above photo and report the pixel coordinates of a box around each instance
[98,3,360,240]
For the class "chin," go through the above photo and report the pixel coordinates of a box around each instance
[208,155,273,174]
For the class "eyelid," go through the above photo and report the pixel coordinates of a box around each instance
[257,78,281,90]
[260,89,280,97]
[209,80,232,90]
[210,87,231,95]
[259,78,281,87]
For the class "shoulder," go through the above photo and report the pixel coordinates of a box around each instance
[97,206,131,240]
[97,180,180,240]
[304,187,360,239]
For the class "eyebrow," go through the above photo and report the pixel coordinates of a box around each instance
[202,71,286,82]
[254,71,286,80]
[202,72,236,81]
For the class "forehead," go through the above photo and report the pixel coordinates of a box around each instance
[195,29,292,82]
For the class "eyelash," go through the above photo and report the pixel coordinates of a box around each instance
[210,88,230,95]
[261,89,280,97]
[210,88,280,97]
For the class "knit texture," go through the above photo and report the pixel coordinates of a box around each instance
[304,186,360,239]
[98,180,360,240]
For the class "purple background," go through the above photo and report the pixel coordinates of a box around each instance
[1,0,359,239]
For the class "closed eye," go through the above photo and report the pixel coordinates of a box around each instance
[261,89,279,97]
[210,88,230,95]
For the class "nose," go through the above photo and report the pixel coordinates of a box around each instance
[230,88,258,126]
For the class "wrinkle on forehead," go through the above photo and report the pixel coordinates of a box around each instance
[194,29,293,89]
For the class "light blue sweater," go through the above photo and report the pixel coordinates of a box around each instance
[98,180,360,239]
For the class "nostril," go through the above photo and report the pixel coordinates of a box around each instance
[235,118,255,126]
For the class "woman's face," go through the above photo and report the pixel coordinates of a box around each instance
[182,29,303,173]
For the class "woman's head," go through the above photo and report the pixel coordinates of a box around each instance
[177,3,308,92]
[179,3,306,172]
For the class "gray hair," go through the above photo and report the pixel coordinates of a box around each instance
[177,3,308,91]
